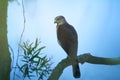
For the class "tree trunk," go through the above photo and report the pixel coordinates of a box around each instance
[0,0,11,80]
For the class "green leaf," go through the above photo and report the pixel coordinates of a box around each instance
[24,65,28,76]
[20,44,27,55]
[36,57,40,66]
[21,59,28,63]
[18,38,52,80]
[18,64,28,73]
[38,46,45,51]
[34,38,39,49]
[23,42,27,49]
[33,46,45,55]
[29,51,39,62]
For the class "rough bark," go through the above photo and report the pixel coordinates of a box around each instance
[0,1,11,80]
[48,53,120,80]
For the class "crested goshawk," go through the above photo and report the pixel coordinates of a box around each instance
[54,15,80,78]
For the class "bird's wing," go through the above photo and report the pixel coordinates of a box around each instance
[57,24,78,55]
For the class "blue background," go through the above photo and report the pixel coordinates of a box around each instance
[8,0,120,80]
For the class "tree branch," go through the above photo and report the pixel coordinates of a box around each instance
[48,53,120,80]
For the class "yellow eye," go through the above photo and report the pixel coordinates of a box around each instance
[57,18,60,21]
[54,17,62,23]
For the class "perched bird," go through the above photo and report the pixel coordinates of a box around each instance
[54,15,80,78]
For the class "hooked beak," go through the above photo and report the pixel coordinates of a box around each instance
[54,20,57,24]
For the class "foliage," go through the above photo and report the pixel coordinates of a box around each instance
[18,38,52,80]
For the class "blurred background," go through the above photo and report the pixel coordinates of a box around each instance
[8,0,120,80]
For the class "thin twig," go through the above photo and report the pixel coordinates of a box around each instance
[8,45,14,68]
[13,0,26,80]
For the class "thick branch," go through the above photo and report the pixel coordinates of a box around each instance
[78,53,120,65]
[48,53,120,80]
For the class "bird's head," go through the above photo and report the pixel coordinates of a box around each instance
[54,15,67,25]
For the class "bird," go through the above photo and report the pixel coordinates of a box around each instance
[54,15,80,78]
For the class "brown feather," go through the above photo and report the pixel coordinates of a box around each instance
[57,23,78,56]
[56,22,81,78]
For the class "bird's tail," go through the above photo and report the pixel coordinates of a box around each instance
[72,62,80,78]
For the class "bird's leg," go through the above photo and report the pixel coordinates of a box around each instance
[67,56,78,65]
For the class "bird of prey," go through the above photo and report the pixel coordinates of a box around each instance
[54,15,80,78]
